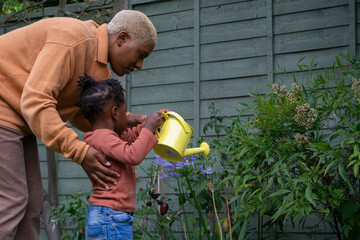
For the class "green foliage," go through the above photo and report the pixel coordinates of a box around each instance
[1,0,23,14]
[50,191,90,240]
[50,54,360,239]
[206,53,360,239]
[134,153,226,240]
[0,0,113,26]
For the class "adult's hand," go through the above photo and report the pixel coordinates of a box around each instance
[127,113,147,127]
[81,147,120,190]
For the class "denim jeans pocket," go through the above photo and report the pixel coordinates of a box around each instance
[86,209,108,239]
[86,224,107,239]
[112,212,133,225]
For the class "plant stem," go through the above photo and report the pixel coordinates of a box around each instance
[185,175,211,240]
[226,181,232,240]
[208,181,223,240]
[177,179,191,240]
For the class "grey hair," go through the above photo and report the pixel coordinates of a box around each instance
[107,10,157,45]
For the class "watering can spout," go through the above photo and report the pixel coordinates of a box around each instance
[183,142,210,158]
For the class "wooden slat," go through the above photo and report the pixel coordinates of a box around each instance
[201,56,268,81]
[267,0,274,85]
[131,101,193,118]
[133,0,193,16]
[200,96,256,119]
[274,46,349,74]
[148,10,194,33]
[274,5,348,35]
[200,0,249,8]
[130,82,194,105]
[142,46,193,69]
[350,0,357,55]
[200,76,269,100]
[200,0,267,26]
[58,179,92,195]
[201,37,267,62]
[57,161,88,179]
[274,26,349,54]
[273,0,346,15]
[155,28,193,51]
[131,65,194,87]
[200,18,267,44]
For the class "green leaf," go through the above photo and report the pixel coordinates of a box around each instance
[336,56,343,69]
[311,142,332,151]
[305,182,316,206]
[264,176,274,193]
[239,219,248,240]
[248,91,260,97]
[329,133,340,142]
[269,189,291,198]
[338,162,355,193]
[354,162,360,177]
[238,102,249,107]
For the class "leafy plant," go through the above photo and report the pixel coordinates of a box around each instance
[50,191,90,240]
[205,53,360,239]
[134,153,226,240]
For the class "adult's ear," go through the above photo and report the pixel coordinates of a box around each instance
[116,31,130,46]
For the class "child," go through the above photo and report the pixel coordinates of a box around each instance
[75,75,167,239]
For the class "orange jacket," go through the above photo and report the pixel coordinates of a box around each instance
[84,126,158,212]
[0,18,111,164]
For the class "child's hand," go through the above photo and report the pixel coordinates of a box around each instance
[144,109,168,133]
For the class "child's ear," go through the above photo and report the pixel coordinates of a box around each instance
[112,106,118,119]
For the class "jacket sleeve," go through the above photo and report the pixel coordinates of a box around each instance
[20,43,88,164]
[120,123,145,143]
[69,110,92,133]
[97,128,158,166]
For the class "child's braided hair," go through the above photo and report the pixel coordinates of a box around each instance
[75,74,125,124]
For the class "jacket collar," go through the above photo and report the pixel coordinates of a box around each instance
[96,24,108,65]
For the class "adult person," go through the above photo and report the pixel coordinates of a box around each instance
[0,10,157,240]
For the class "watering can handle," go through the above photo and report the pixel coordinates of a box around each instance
[162,111,191,134]
[154,112,168,138]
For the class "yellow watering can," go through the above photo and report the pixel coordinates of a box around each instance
[153,111,210,162]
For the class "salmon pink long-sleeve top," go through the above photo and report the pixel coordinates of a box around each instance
[0,17,111,164]
[84,125,158,212]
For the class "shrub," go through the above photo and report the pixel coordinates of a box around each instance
[205,53,360,239]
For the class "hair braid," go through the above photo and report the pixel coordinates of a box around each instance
[75,74,125,124]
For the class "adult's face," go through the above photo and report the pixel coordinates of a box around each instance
[108,31,155,76]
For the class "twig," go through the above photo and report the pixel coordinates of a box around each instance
[0,0,47,25]
[182,221,188,240]
[77,0,114,19]
[140,172,158,240]
[208,181,223,240]
[226,181,232,240]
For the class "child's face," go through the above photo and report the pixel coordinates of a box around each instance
[114,103,127,135]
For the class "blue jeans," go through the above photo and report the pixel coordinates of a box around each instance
[85,205,134,240]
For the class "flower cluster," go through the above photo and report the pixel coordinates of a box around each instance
[154,155,212,178]
[285,92,296,104]
[294,133,309,146]
[351,77,360,103]
[272,82,302,105]
[291,82,302,94]
[272,83,287,96]
[293,103,318,129]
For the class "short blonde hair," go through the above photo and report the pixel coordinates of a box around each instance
[107,10,157,45]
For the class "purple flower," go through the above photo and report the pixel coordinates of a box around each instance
[153,154,212,178]
[160,172,170,179]
[154,155,174,169]
[200,167,212,175]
